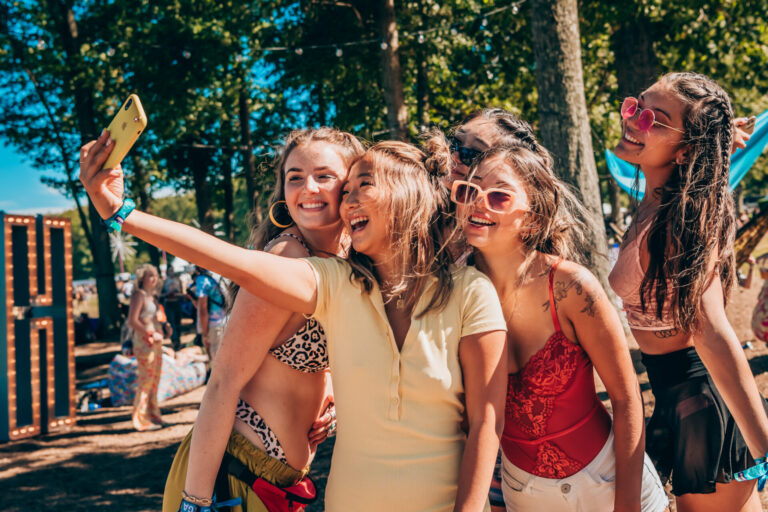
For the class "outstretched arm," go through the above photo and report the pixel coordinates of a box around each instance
[694,275,768,458]
[79,132,317,314]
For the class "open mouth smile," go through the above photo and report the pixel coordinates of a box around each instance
[349,215,369,232]
[468,214,495,227]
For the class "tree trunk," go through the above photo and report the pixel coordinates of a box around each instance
[529,0,612,289]
[376,0,408,141]
[189,147,215,234]
[222,151,235,243]
[611,11,657,100]
[239,86,262,222]
[130,155,160,267]
[611,5,658,231]
[49,0,119,333]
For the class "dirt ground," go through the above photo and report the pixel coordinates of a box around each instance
[2,247,768,511]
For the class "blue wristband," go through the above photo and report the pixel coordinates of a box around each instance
[178,496,241,512]
[734,453,768,491]
[103,198,135,233]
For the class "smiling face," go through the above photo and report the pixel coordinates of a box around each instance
[457,154,530,253]
[141,267,158,291]
[282,142,348,232]
[614,81,688,175]
[340,160,390,259]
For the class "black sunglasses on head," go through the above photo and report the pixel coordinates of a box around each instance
[450,136,482,167]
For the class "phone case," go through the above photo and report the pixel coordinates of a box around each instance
[743,116,757,135]
[102,94,148,170]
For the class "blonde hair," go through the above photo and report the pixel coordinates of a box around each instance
[346,134,455,317]
[134,263,159,290]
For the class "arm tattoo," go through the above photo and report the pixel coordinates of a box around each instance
[653,328,679,339]
[542,276,598,317]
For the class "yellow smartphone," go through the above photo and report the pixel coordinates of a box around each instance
[102,94,147,170]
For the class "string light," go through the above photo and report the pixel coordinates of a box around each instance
[8,0,526,67]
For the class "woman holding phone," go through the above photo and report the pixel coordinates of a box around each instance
[80,130,508,512]
[161,128,363,512]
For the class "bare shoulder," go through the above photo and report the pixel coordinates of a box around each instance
[549,260,605,318]
[263,230,310,259]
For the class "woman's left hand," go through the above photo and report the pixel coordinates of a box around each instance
[308,402,336,448]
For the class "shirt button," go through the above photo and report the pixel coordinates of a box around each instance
[392,396,399,404]
[560,483,571,494]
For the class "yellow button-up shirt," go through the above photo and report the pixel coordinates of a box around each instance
[307,257,506,512]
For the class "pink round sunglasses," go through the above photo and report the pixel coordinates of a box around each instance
[621,97,684,134]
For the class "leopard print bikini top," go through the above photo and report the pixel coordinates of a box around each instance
[264,232,329,373]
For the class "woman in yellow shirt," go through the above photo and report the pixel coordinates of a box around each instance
[80,131,508,512]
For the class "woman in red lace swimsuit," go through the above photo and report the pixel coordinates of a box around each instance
[452,141,669,512]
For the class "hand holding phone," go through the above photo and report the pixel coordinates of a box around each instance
[741,116,757,135]
[102,94,147,170]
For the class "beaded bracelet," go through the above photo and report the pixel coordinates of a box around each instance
[734,453,768,491]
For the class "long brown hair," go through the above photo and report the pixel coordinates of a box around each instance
[346,135,455,317]
[466,143,590,281]
[248,127,365,251]
[228,128,364,309]
[641,72,736,331]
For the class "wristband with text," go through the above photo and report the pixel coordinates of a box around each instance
[103,198,136,233]
[734,453,768,491]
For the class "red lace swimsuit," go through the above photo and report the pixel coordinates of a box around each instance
[501,261,611,478]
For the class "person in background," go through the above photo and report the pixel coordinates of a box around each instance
[162,266,185,350]
[742,254,768,346]
[192,266,227,363]
[127,263,164,431]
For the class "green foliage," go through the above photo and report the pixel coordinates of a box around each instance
[2,0,768,285]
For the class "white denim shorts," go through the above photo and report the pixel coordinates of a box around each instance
[501,429,668,512]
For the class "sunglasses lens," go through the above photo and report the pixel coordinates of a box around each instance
[621,98,637,119]
[637,109,654,132]
[487,191,513,212]
[459,148,476,167]
[454,183,478,204]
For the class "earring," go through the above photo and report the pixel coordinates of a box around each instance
[268,200,293,228]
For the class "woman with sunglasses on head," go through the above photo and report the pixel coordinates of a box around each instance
[160,128,363,512]
[610,72,768,512]
[444,109,546,276]
[80,130,508,512]
[451,140,668,512]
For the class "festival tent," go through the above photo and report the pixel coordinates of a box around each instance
[606,109,768,199]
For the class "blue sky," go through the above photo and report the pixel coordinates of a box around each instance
[0,142,75,215]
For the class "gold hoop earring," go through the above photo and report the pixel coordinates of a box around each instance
[269,200,293,228]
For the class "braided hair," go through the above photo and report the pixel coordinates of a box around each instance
[459,108,552,168]
[641,72,736,332]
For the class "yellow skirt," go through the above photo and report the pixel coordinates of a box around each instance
[163,429,310,512]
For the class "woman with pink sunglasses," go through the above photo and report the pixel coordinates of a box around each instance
[609,72,768,512]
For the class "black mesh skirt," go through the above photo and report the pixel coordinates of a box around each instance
[642,347,766,496]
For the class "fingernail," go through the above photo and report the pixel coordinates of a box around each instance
[101,128,107,137]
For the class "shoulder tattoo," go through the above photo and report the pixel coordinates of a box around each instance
[542,275,598,318]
